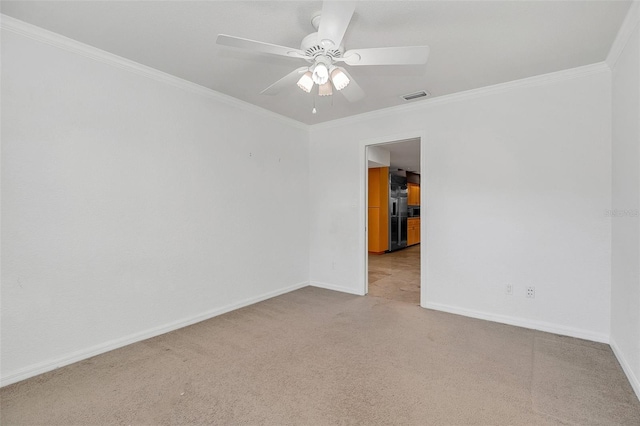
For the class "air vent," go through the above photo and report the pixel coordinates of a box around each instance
[402,90,430,101]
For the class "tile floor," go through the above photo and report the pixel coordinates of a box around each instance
[368,244,420,304]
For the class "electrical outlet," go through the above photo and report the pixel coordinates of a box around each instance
[526,286,535,298]
[506,284,513,295]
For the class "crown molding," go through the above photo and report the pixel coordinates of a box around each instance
[606,1,640,69]
[0,14,309,131]
[0,13,616,135]
[310,61,610,132]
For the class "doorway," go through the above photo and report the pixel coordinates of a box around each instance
[365,137,422,305]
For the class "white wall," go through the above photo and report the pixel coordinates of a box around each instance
[310,66,612,342]
[367,145,390,168]
[1,26,309,385]
[610,1,640,399]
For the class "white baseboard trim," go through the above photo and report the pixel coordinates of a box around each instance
[610,337,640,402]
[310,281,365,296]
[0,281,309,388]
[422,301,609,344]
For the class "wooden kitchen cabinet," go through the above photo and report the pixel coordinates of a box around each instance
[408,183,420,206]
[407,217,421,246]
[368,167,389,254]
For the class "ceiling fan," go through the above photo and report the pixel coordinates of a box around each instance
[216,1,430,103]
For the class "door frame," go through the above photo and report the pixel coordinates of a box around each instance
[359,130,426,305]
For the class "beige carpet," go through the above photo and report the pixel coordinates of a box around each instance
[2,286,639,425]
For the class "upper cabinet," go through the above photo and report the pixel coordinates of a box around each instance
[408,183,420,206]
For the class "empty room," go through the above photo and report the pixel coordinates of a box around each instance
[2,1,640,424]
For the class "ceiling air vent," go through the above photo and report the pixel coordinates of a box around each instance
[402,90,430,101]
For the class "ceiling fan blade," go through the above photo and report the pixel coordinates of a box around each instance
[260,67,309,96]
[336,68,364,102]
[316,1,356,50]
[216,34,306,59]
[342,46,430,66]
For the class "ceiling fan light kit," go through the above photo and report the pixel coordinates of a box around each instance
[330,67,350,91]
[297,71,314,93]
[216,0,430,109]
[318,81,333,97]
[311,62,330,85]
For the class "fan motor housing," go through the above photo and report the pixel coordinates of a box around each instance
[300,32,343,60]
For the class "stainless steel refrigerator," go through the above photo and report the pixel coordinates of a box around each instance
[389,174,408,251]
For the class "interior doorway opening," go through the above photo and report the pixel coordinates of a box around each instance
[366,138,421,305]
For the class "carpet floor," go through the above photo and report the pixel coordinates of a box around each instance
[1,286,639,425]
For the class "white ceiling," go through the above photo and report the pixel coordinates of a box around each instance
[1,1,631,125]
[385,138,422,173]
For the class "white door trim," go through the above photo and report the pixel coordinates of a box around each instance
[360,130,427,301]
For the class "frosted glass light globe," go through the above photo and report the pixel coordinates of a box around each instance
[311,63,329,85]
[331,68,350,91]
[318,82,333,97]
[297,71,314,93]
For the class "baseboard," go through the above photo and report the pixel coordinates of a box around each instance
[310,281,365,296]
[422,301,609,344]
[0,281,309,388]
[610,337,640,401]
